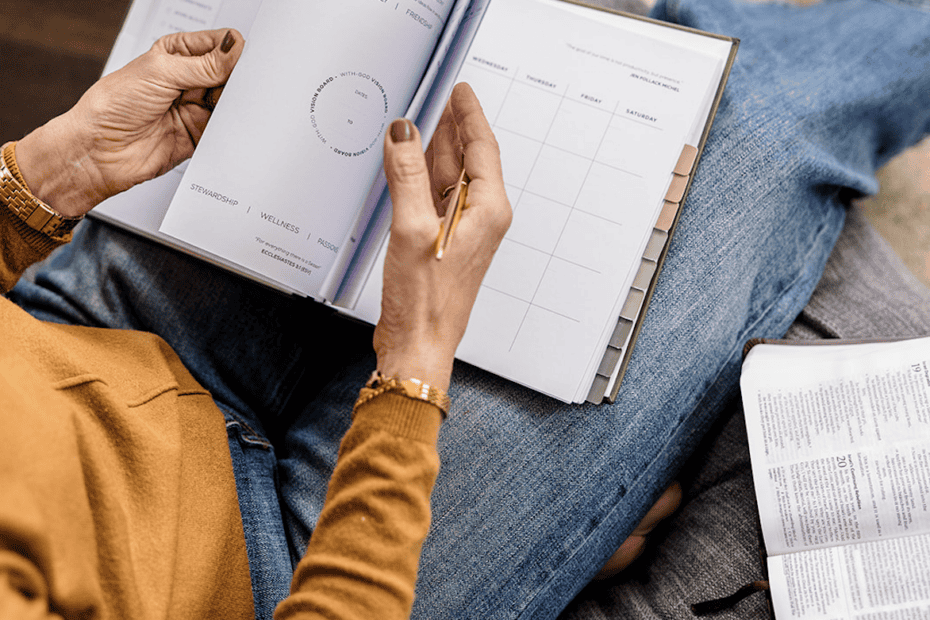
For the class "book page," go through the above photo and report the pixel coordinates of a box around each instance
[767,534,930,619]
[741,339,930,556]
[447,0,727,402]
[158,0,456,295]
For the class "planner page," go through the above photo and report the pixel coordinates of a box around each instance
[450,0,723,402]
[103,0,264,73]
[159,0,456,294]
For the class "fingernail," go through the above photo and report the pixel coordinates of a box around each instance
[220,30,235,53]
[390,119,413,143]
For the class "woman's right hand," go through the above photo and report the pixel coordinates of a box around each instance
[374,83,512,392]
[16,29,244,218]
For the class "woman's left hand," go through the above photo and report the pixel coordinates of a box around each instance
[15,28,244,217]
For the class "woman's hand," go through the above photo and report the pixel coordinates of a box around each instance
[15,29,244,217]
[374,83,512,392]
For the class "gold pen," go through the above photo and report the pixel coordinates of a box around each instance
[434,167,469,260]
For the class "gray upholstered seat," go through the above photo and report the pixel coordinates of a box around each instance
[559,206,930,619]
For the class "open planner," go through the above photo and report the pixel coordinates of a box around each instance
[92,0,738,403]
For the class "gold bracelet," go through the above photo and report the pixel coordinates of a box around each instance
[1,141,83,238]
[354,370,450,419]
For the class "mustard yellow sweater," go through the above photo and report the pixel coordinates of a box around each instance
[0,205,442,619]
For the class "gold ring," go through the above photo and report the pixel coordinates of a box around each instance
[440,183,458,199]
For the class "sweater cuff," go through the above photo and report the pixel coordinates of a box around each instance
[0,204,69,293]
[352,392,443,446]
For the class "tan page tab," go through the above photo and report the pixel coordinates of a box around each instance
[633,259,657,290]
[674,144,698,176]
[665,174,689,203]
[586,375,610,405]
[656,200,680,232]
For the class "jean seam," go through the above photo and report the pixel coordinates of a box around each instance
[225,415,272,449]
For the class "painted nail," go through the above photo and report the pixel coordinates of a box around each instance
[390,119,413,143]
[220,31,235,53]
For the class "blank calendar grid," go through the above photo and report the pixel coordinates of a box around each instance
[465,60,658,353]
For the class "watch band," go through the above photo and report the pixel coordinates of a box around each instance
[355,370,451,419]
[1,141,83,238]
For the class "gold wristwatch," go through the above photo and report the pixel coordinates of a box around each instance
[355,370,451,418]
[1,142,83,238]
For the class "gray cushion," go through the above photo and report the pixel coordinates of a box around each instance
[559,207,930,619]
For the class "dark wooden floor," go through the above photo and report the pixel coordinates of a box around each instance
[0,0,131,143]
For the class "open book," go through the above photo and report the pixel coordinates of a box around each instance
[92,0,737,403]
[741,338,930,619]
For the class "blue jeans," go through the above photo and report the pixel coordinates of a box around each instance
[11,0,930,617]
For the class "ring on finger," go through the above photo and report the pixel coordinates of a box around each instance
[441,171,470,202]
[440,183,458,199]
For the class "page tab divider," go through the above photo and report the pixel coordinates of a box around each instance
[596,346,623,376]
[586,374,610,404]
[609,317,634,349]
[644,230,668,262]
[665,174,689,203]
[620,288,646,320]
[674,144,699,176]
[633,259,658,290]
[656,200,680,232]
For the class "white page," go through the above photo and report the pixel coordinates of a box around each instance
[130,0,262,59]
[159,0,455,295]
[103,0,263,79]
[767,534,930,619]
[94,0,300,293]
[556,1,733,147]
[439,0,723,402]
[742,339,930,556]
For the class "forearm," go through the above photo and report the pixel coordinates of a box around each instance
[16,116,103,217]
[275,394,443,620]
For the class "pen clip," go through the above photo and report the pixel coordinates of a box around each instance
[434,168,469,260]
